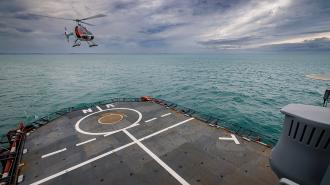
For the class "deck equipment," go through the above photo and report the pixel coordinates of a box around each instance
[271,104,330,185]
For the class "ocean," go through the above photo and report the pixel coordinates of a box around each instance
[0,53,329,141]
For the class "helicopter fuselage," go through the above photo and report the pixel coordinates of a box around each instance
[74,25,94,41]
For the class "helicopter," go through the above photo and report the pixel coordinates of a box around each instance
[32,14,106,47]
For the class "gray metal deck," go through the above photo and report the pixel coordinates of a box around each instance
[20,101,277,185]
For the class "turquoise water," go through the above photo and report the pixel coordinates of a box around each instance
[0,53,329,140]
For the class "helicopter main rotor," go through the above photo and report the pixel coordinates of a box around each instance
[29,13,106,26]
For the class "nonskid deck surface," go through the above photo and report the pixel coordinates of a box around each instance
[20,102,277,185]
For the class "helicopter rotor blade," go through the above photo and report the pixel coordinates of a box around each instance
[80,21,95,26]
[20,13,105,25]
[80,14,106,21]
[28,13,73,21]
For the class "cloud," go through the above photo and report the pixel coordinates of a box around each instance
[140,23,187,34]
[0,0,25,14]
[189,0,248,15]
[15,28,33,33]
[139,38,167,47]
[261,37,330,51]
[0,0,330,53]
[111,0,140,12]
[198,36,260,49]
[14,13,41,20]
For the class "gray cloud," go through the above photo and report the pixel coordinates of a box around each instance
[261,37,330,51]
[111,1,140,12]
[0,0,24,14]
[15,28,33,33]
[190,0,249,15]
[198,36,260,49]
[140,23,187,34]
[139,38,167,47]
[14,13,41,20]
[0,0,330,53]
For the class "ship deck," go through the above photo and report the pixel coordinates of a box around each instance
[20,101,278,185]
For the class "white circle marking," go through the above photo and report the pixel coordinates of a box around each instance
[75,108,142,135]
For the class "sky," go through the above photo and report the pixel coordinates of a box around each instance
[1,0,330,53]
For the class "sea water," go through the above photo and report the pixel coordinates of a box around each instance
[0,53,329,140]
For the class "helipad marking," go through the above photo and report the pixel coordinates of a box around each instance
[82,108,93,114]
[75,108,142,136]
[31,118,194,185]
[31,142,136,185]
[96,106,102,111]
[219,134,240,144]
[145,118,157,123]
[161,113,172,117]
[41,148,67,159]
[124,129,190,185]
[75,138,96,146]
[98,114,123,124]
[105,104,115,108]
[103,123,139,137]
[139,118,194,142]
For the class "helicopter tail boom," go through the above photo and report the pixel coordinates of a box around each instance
[64,27,73,42]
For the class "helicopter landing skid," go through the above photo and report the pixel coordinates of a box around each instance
[72,43,81,47]
[87,41,98,47]
[72,39,81,47]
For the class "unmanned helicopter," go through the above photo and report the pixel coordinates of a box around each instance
[33,13,106,47]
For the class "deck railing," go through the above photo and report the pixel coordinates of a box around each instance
[0,125,25,185]
[153,98,277,146]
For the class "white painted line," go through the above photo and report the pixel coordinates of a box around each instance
[160,113,172,117]
[96,106,103,111]
[41,148,67,159]
[231,134,240,144]
[75,108,142,136]
[75,138,96,146]
[219,134,240,144]
[17,174,24,183]
[82,108,93,114]
[257,141,268,146]
[139,118,194,142]
[105,104,115,108]
[103,123,139,137]
[31,118,194,185]
[145,117,157,123]
[31,142,135,185]
[123,130,190,185]
[242,137,251,142]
